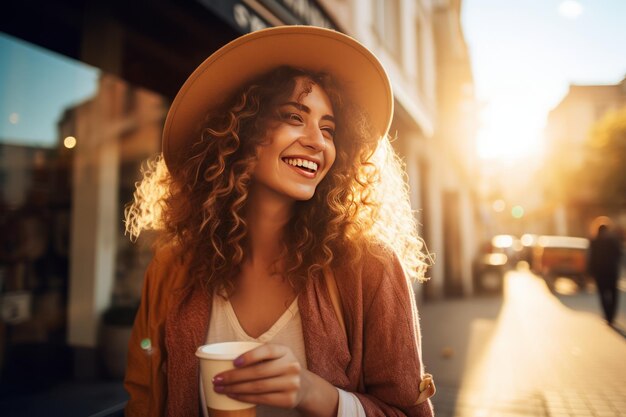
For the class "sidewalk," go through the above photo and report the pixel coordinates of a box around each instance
[420,270,626,417]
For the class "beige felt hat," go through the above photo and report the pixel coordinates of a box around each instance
[162,25,393,173]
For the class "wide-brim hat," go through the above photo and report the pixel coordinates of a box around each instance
[162,25,393,173]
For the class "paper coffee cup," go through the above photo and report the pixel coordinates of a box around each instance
[196,341,262,415]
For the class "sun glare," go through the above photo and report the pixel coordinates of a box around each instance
[558,0,583,19]
[476,102,543,160]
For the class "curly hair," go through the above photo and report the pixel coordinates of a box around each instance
[125,66,430,294]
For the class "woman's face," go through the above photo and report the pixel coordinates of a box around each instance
[252,76,337,202]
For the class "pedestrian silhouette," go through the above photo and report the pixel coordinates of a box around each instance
[588,224,623,325]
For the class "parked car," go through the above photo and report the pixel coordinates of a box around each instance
[473,235,520,294]
[531,235,589,289]
[474,252,509,294]
[491,234,524,267]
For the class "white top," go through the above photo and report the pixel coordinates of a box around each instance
[200,295,366,417]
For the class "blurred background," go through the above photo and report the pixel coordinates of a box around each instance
[0,0,624,416]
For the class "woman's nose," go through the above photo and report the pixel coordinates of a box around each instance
[299,125,326,151]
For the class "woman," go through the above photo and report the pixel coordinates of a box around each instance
[124,26,434,416]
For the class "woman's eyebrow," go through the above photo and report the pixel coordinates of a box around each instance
[282,102,335,123]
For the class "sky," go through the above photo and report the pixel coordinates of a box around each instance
[0,33,99,147]
[462,0,626,160]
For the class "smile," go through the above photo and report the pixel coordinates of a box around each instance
[282,157,318,173]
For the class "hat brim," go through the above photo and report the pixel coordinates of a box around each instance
[162,25,393,172]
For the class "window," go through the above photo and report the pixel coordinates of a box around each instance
[0,31,164,386]
[415,16,426,95]
[372,0,402,61]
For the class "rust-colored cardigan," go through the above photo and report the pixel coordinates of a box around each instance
[124,247,434,416]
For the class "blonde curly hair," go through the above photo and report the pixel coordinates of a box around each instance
[125,66,430,294]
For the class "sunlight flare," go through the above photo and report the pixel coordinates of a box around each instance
[476,101,544,160]
[558,1,583,19]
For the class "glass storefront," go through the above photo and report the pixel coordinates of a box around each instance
[0,31,164,394]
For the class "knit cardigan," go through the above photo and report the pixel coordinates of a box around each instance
[124,246,434,416]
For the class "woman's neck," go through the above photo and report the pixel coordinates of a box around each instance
[244,185,294,269]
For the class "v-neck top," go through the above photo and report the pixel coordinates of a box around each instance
[200,294,365,417]
[213,295,306,347]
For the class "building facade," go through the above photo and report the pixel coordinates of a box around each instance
[431,0,479,297]
[544,76,626,236]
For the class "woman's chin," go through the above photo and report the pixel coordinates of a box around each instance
[285,185,318,201]
[293,193,315,201]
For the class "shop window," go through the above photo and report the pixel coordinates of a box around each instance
[0,31,165,390]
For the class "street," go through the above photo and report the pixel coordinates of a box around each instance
[420,268,626,417]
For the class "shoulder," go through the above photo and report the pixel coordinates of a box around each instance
[362,242,406,282]
[144,244,191,293]
[339,242,410,306]
[151,244,186,270]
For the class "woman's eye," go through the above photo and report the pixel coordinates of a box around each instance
[282,112,303,123]
[322,127,335,139]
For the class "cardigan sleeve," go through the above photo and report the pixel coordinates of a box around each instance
[124,253,170,417]
[355,251,434,417]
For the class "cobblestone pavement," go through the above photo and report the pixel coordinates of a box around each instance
[420,270,626,417]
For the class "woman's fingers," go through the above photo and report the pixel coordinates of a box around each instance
[227,391,301,408]
[215,374,301,395]
[234,344,289,367]
[214,344,299,385]
[215,359,301,385]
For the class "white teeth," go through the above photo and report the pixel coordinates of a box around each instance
[283,158,318,172]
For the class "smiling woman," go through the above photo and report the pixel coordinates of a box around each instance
[123,25,434,417]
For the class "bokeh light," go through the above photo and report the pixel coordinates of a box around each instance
[63,136,77,149]
[140,338,152,351]
[511,205,524,219]
[521,233,536,247]
[492,234,514,248]
[492,199,506,213]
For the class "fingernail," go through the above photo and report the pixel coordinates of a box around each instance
[212,376,224,384]
[234,357,244,367]
[213,385,224,393]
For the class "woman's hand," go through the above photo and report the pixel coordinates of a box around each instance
[212,343,338,416]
